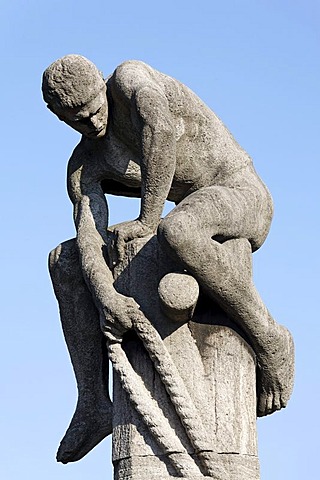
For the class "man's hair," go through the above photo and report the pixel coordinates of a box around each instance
[42,54,105,112]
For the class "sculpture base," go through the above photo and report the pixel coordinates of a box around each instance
[111,236,260,480]
[114,453,260,480]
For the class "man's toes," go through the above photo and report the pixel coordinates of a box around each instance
[265,394,274,415]
[56,447,72,464]
[56,417,113,464]
[280,395,288,409]
[56,442,74,463]
[272,392,282,411]
[257,392,267,417]
[56,423,87,463]
[258,392,279,416]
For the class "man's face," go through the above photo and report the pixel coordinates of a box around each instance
[55,88,108,138]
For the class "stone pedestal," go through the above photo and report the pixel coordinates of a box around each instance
[110,236,260,480]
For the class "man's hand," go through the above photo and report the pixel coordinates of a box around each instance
[100,293,142,341]
[108,219,155,265]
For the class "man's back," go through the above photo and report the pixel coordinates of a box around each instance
[67,60,252,202]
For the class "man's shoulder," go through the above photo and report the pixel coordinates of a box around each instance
[67,137,91,168]
[111,60,161,97]
[113,60,154,80]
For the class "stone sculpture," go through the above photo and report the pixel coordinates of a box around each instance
[43,55,294,478]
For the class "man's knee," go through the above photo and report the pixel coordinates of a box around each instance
[158,213,192,254]
[49,239,79,281]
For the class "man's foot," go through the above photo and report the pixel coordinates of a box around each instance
[56,399,113,463]
[256,325,295,417]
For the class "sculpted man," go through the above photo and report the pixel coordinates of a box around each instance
[43,55,294,463]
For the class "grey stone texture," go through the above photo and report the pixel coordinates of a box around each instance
[111,236,259,479]
[44,55,295,478]
[158,272,199,322]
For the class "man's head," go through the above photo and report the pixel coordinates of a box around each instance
[42,55,108,138]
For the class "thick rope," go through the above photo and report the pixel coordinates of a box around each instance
[131,312,221,478]
[105,309,226,478]
[107,337,201,478]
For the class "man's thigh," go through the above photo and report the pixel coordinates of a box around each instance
[167,183,270,250]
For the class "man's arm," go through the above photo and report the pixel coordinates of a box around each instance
[135,83,176,230]
[67,149,113,294]
[67,149,137,335]
[110,63,176,246]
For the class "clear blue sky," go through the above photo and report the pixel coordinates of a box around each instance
[1,1,319,478]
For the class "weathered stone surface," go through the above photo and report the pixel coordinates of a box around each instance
[158,272,199,322]
[110,236,259,479]
[43,55,295,478]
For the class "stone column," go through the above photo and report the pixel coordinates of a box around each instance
[110,235,260,480]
